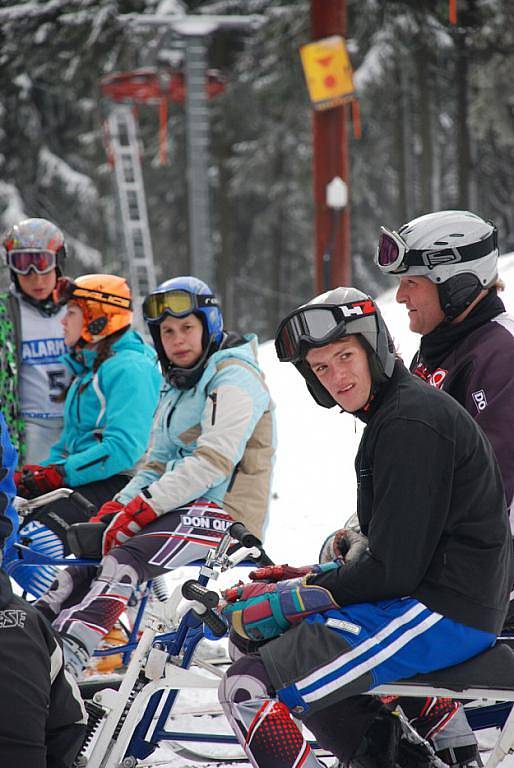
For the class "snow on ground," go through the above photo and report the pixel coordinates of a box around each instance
[152,253,514,767]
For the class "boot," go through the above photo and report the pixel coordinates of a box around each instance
[61,633,90,681]
[435,745,482,768]
[351,711,403,768]
[351,711,443,768]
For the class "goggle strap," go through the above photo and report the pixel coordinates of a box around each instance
[71,286,132,310]
[56,282,132,310]
[401,232,497,269]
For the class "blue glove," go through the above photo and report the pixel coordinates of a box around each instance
[222,564,340,642]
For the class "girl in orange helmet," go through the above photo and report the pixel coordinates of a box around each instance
[12,274,162,569]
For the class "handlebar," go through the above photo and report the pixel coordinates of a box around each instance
[181,580,227,637]
[229,522,262,549]
[181,579,219,609]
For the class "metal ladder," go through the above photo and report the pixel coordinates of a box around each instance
[106,104,156,327]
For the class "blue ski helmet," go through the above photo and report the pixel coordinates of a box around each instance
[143,276,223,389]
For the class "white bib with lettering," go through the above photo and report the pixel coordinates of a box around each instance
[19,301,70,419]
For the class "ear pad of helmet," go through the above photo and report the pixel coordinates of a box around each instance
[437,274,482,321]
[88,316,108,336]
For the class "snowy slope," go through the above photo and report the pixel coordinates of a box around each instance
[261,253,514,564]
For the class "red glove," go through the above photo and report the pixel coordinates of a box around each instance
[89,500,124,524]
[223,580,278,605]
[249,564,312,583]
[102,495,158,555]
[15,464,65,499]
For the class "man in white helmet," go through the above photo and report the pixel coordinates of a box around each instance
[375,211,513,534]
[374,210,514,766]
[218,287,511,768]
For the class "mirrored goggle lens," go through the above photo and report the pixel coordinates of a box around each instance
[142,290,197,321]
[276,308,340,362]
[8,250,56,275]
[376,232,402,270]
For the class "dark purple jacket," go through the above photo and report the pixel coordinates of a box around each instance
[410,292,514,528]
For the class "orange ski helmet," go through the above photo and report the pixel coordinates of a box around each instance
[55,273,133,344]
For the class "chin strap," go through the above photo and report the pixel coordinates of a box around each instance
[20,292,61,317]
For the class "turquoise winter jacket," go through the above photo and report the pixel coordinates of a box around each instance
[42,329,161,487]
[117,333,275,538]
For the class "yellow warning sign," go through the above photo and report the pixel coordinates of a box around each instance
[300,35,355,111]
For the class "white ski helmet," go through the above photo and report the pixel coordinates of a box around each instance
[275,286,395,408]
[375,210,498,320]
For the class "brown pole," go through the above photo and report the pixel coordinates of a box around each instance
[311,0,351,292]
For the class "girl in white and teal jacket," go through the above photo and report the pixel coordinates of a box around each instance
[36,276,276,678]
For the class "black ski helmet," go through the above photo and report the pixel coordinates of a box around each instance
[275,287,395,409]
[375,210,498,321]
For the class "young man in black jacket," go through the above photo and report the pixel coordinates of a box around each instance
[0,414,86,767]
[218,287,512,768]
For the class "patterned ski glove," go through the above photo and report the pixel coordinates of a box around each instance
[15,464,65,499]
[102,495,158,554]
[89,499,124,524]
[221,570,340,642]
[248,561,340,583]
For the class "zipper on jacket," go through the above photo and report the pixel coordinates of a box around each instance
[209,392,218,425]
[166,392,184,429]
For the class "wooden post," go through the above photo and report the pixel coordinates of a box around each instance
[311,0,351,292]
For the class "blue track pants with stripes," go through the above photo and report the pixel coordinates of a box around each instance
[219,597,495,768]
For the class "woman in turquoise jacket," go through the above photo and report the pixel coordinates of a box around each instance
[11,274,161,595]
[36,276,275,678]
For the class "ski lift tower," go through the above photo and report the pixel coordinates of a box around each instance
[118,13,266,291]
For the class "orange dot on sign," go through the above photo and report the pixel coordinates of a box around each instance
[324,75,336,88]
[317,55,334,68]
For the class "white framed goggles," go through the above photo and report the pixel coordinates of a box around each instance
[7,250,57,275]
[374,227,410,273]
[375,225,498,275]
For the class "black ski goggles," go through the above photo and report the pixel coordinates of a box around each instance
[142,289,219,323]
[275,300,377,363]
[7,250,57,275]
[375,226,498,275]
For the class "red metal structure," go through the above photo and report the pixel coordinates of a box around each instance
[311,0,351,291]
[100,68,226,164]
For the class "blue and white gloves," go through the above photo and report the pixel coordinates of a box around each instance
[221,561,340,642]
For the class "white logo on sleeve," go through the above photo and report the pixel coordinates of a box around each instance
[472,389,488,412]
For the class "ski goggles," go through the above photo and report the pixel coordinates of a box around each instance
[375,225,498,275]
[275,300,376,363]
[53,278,132,310]
[374,228,410,274]
[7,250,57,275]
[142,289,219,323]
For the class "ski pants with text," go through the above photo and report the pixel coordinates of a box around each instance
[35,499,232,660]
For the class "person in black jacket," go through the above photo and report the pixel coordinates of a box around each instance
[0,414,86,767]
[217,287,511,768]
[375,210,514,764]
[375,209,513,540]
